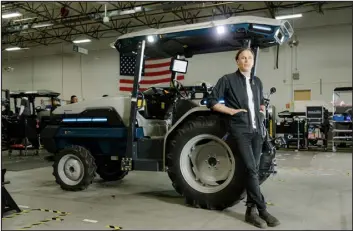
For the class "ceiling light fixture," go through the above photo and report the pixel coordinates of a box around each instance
[5,47,22,51]
[13,17,37,22]
[32,23,53,28]
[73,39,91,44]
[2,12,22,19]
[275,13,303,20]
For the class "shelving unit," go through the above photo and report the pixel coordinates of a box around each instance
[331,87,352,152]
[306,106,329,151]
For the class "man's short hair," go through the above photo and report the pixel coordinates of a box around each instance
[235,48,255,61]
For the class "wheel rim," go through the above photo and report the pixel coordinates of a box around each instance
[179,134,235,194]
[57,154,84,186]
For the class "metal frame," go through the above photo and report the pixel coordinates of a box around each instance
[2,1,350,48]
[331,87,353,152]
[112,11,298,171]
[122,34,262,171]
[125,40,146,164]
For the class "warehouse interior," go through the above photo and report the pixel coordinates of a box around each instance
[1,1,352,230]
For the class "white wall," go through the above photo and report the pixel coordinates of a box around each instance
[2,48,121,100]
[2,8,352,112]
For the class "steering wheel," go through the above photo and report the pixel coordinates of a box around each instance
[151,87,164,95]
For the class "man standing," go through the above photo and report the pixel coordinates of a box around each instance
[18,96,32,148]
[207,48,280,229]
[18,96,31,118]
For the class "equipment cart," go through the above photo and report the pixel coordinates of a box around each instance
[276,111,306,149]
[331,87,352,152]
[2,90,60,156]
[306,106,330,151]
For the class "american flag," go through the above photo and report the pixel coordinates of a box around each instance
[119,54,185,92]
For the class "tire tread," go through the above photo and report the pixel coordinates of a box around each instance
[166,115,243,210]
[53,145,97,191]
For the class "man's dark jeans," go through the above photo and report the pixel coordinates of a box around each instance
[226,130,267,211]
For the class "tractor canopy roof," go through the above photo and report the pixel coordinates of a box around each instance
[114,15,294,58]
[10,89,60,98]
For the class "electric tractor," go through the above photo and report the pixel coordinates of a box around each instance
[41,16,294,210]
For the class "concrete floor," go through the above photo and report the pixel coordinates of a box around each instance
[2,149,352,230]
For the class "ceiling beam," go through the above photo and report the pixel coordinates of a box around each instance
[2,1,348,47]
[14,2,100,40]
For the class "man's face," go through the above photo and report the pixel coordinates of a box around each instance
[236,50,254,72]
[72,97,78,103]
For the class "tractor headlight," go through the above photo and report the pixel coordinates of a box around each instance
[170,58,188,74]
[147,35,156,43]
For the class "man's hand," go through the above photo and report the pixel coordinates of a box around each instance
[259,110,266,122]
[229,108,247,116]
[260,105,265,112]
[211,104,247,116]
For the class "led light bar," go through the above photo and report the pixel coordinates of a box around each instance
[275,13,302,20]
[200,99,224,105]
[2,12,22,18]
[252,24,272,32]
[73,39,91,44]
[5,47,22,51]
[62,117,108,123]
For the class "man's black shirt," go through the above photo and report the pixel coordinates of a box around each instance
[207,70,265,135]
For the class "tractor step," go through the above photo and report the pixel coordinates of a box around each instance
[134,159,163,172]
[122,157,163,172]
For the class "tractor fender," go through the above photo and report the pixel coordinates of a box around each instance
[163,106,216,170]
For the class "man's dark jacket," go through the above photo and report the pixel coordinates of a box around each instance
[207,70,265,135]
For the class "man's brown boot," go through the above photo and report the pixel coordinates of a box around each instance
[245,206,267,229]
[259,210,280,227]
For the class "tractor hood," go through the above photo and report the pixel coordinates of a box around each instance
[53,96,132,126]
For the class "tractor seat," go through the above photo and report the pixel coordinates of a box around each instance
[37,110,50,120]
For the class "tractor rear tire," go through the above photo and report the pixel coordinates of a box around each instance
[53,145,96,191]
[166,115,275,210]
[167,115,245,210]
[96,160,128,181]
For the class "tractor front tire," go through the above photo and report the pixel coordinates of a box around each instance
[167,115,245,210]
[53,145,96,191]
